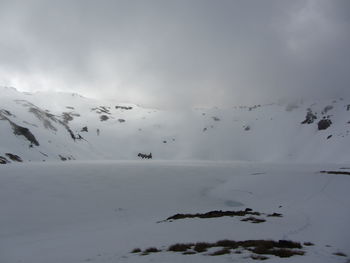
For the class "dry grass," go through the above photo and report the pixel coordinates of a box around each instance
[166,208,261,221]
[136,239,306,259]
[333,252,347,257]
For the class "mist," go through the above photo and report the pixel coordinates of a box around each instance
[0,0,349,108]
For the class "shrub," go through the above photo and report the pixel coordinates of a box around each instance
[210,248,231,256]
[193,242,211,252]
[168,243,193,252]
[144,247,161,253]
[131,248,141,253]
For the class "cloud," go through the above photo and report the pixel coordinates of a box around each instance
[0,0,349,108]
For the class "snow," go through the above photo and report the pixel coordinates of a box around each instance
[0,87,349,262]
[1,86,350,163]
[0,161,349,263]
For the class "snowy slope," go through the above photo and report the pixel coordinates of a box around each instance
[1,86,349,163]
[1,87,349,263]
[0,161,349,263]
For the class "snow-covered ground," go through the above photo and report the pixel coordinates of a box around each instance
[1,86,349,262]
[1,161,349,263]
[1,86,350,163]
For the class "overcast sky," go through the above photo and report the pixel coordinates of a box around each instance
[0,0,349,108]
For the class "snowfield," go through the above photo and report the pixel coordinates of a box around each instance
[1,161,349,263]
[1,87,350,262]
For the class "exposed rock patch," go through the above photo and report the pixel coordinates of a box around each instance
[301,109,317,124]
[0,156,9,164]
[100,115,109,121]
[5,153,22,162]
[320,170,350,176]
[322,105,333,115]
[133,239,306,259]
[115,105,133,110]
[318,118,332,130]
[92,106,111,115]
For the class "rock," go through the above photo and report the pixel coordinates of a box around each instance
[0,156,9,164]
[322,105,333,115]
[115,106,133,110]
[318,118,332,130]
[5,153,22,162]
[100,115,109,121]
[301,109,317,124]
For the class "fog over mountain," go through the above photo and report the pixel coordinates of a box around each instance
[0,0,349,108]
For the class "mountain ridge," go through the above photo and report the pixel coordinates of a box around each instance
[0,86,349,163]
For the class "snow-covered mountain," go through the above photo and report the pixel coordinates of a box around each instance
[0,87,350,163]
[1,86,349,163]
[1,86,350,263]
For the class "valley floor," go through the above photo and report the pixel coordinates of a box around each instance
[0,161,349,263]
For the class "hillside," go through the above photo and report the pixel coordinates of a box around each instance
[1,86,349,163]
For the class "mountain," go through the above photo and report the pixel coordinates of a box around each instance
[1,86,349,163]
[1,86,349,263]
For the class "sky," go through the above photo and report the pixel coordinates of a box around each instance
[0,0,349,108]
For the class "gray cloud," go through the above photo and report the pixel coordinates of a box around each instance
[0,0,349,108]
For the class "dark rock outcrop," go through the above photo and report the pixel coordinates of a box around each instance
[5,153,22,162]
[115,105,133,110]
[0,156,9,164]
[301,109,317,124]
[138,152,152,159]
[318,118,332,130]
[100,115,109,121]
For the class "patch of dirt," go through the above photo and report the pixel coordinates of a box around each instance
[241,217,266,223]
[320,170,350,176]
[0,111,40,146]
[15,100,76,141]
[5,153,22,162]
[0,109,14,117]
[115,105,133,110]
[92,106,111,115]
[133,239,306,259]
[165,208,261,221]
[322,105,333,115]
[162,208,283,223]
[11,121,40,146]
[267,212,283,217]
[301,109,317,124]
[318,118,332,130]
[29,107,57,131]
[333,252,347,257]
[0,156,10,164]
[58,155,75,161]
[100,115,109,121]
